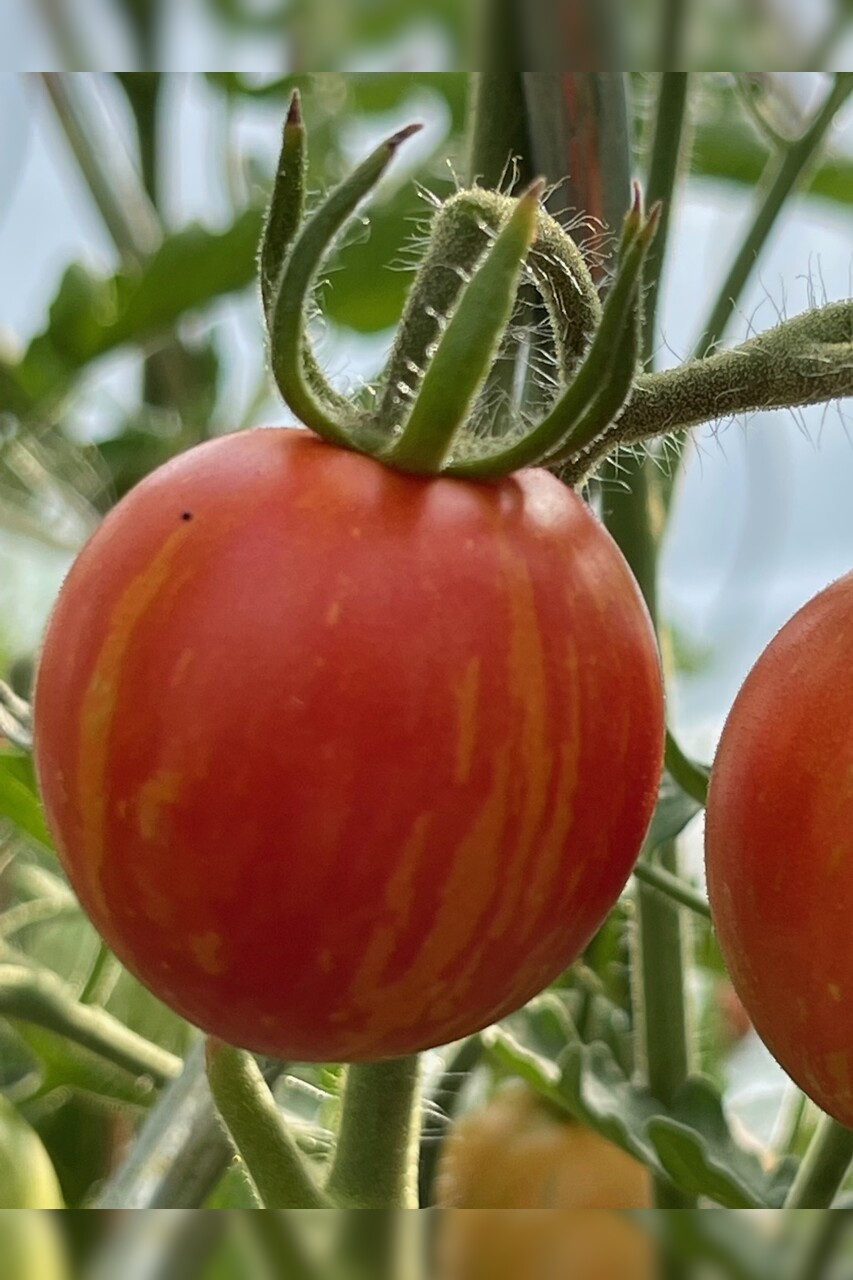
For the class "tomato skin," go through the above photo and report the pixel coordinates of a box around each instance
[435,1080,652,1209]
[34,427,663,1062]
[436,1210,655,1280]
[705,572,853,1125]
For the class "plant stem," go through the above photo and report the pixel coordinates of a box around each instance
[238,1212,321,1280]
[694,72,853,356]
[659,0,689,71]
[78,939,121,1005]
[606,60,693,1214]
[92,1038,245,1209]
[784,1114,853,1208]
[607,464,694,1210]
[792,1209,853,1280]
[642,73,690,364]
[205,1038,329,1208]
[0,962,181,1084]
[632,860,711,919]
[40,73,160,260]
[325,1057,422,1208]
[468,0,531,190]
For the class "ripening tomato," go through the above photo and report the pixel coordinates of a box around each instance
[706,571,853,1125]
[435,1080,652,1209]
[34,427,663,1062]
[435,1210,657,1280]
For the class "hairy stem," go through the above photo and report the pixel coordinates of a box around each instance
[0,962,180,1084]
[325,1057,421,1208]
[784,1115,853,1208]
[632,860,711,919]
[567,299,853,483]
[205,1039,328,1209]
[695,72,853,356]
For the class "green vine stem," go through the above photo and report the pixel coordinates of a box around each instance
[325,1057,422,1208]
[632,860,711,920]
[792,1209,853,1280]
[205,1038,329,1209]
[564,299,853,484]
[238,1213,321,1280]
[783,1114,853,1208]
[39,73,160,261]
[641,73,690,362]
[607,65,695,1214]
[0,962,180,1084]
[695,72,853,356]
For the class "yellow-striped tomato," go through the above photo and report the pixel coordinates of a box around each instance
[34,427,663,1062]
[706,571,853,1125]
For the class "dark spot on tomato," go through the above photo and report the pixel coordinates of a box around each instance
[181,512,194,522]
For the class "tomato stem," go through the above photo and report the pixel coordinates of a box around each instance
[325,1056,422,1208]
[445,190,659,478]
[205,1038,330,1208]
[632,859,710,920]
[783,1114,853,1209]
[0,961,180,1084]
[385,181,543,474]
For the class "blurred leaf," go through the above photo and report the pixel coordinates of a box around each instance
[6,211,264,415]
[95,422,198,504]
[0,753,54,851]
[645,772,702,853]
[647,1077,797,1209]
[323,182,444,333]
[691,105,853,207]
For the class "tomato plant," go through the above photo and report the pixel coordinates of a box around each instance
[34,427,663,1062]
[705,572,853,1126]
[435,1079,652,1208]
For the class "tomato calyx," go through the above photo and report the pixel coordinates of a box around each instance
[263,90,660,483]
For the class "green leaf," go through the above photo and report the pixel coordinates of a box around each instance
[692,118,853,207]
[664,729,710,806]
[7,211,264,414]
[648,1077,797,1209]
[645,772,703,853]
[9,1021,158,1110]
[488,1010,798,1209]
[0,754,53,851]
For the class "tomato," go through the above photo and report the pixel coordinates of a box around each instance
[436,1210,657,1280]
[705,571,853,1125]
[0,1211,69,1280]
[0,1097,64,1209]
[435,1079,652,1208]
[34,427,663,1062]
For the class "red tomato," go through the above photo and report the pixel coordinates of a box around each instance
[34,428,663,1062]
[705,572,853,1124]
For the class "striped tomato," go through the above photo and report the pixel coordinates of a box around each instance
[705,571,853,1125]
[34,427,663,1062]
